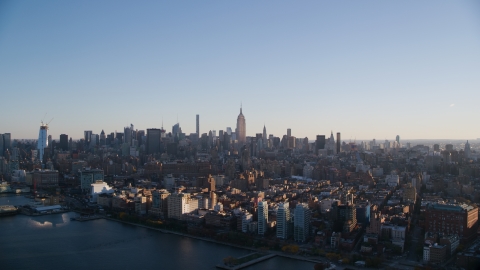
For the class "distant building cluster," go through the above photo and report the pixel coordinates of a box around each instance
[1,108,480,269]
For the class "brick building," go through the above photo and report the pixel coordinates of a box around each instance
[425,203,478,243]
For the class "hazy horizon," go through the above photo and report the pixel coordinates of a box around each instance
[9,133,480,142]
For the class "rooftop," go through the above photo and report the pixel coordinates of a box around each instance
[428,202,476,212]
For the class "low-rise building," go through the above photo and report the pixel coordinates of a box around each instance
[90,181,114,203]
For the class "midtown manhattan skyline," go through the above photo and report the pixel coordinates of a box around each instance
[1,1,479,139]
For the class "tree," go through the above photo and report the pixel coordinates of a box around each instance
[223,256,238,266]
[326,253,341,262]
[282,244,300,254]
[366,257,382,268]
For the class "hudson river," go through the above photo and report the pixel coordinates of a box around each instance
[0,195,315,270]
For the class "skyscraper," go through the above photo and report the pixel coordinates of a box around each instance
[59,134,68,151]
[2,133,11,152]
[336,132,341,154]
[287,128,291,137]
[196,114,199,138]
[465,141,471,158]
[146,128,161,154]
[124,124,133,146]
[0,134,4,156]
[37,123,49,163]
[100,130,106,146]
[218,130,224,141]
[262,125,267,146]
[277,202,291,239]
[315,135,326,154]
[396,135,400,144]
[258,201,268,235]
[0,133,11,156]
[136,130,145,145]
[334,203,357,233]
[172,123,181,138]
[325,131,335,154]
[208,130,213,147]
[236,106,246,144]
[294,203,311,242]
[84,130,92,145]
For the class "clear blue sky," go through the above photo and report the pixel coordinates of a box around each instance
[1,1,479,140]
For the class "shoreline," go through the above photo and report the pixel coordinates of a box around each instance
[104,217,326,266]
[104,217,259,252]
[3,208,359,269]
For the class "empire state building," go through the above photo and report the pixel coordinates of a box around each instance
[236,106,246,144]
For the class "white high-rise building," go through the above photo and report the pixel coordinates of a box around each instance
[168,192,189,220]
[167,192,198,220]
[187,197,199,213]
[37,123,48,163]
[257,201,268,235]
[294,203,311,242]
[276,202,291,239]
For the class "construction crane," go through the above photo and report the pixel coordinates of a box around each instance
[40,112,53,127]
[19,148,30,161]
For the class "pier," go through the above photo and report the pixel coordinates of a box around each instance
[71,215,104,222]
[216,253,276,270]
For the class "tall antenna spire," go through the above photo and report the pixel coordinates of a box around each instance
[240,102,242,114]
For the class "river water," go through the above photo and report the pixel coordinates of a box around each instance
[0,194,315,270]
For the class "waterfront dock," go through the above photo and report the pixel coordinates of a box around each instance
[0,205,19,217]
[216,253,276,270]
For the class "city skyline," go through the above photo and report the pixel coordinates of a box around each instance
[5,107,480,141]
[6,109,480,142]
[1,1,479,139]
